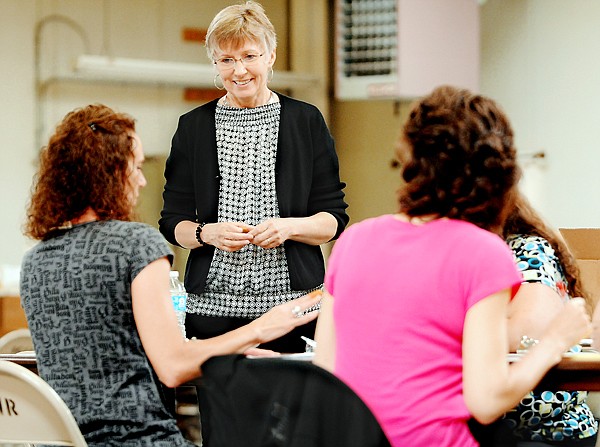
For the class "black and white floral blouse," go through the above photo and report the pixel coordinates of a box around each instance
[502,234,598,442]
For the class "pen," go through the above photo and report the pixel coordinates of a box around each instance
[301,336,317,351]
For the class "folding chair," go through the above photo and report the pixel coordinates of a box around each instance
[0,360,87,446]
[193,354,391,447]
[0,329,33,354]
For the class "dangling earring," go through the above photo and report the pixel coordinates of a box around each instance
[268,66,274,83]
[213,73,224,90]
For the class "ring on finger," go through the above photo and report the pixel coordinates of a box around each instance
[292,305,303,318]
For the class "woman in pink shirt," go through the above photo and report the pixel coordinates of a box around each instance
[313,86,591,447]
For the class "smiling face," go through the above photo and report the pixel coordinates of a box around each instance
[126,132,147,207]
[216,40,276,108]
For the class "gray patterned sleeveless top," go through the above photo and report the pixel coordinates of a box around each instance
[20,221,194,446]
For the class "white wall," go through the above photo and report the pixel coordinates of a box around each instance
[0,0,37,266]
[481,0,600,228]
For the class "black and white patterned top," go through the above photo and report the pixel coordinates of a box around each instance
[501,234,597,442]
[20,221,194,446]
[187,101,317,318]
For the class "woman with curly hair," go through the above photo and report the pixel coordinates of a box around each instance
[20,104,320,446]
[313,86,591,447]
[491,193,598,446]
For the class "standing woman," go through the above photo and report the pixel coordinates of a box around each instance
[20,104,321,446]
[159,1,348,353]
[313,86,591,447]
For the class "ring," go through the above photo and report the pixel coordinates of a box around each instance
[292,305,303,318]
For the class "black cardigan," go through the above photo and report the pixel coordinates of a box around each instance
[159,93,349,295]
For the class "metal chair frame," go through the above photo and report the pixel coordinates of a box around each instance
[0,360,87,446]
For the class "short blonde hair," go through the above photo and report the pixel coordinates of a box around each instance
[205,1,277,61]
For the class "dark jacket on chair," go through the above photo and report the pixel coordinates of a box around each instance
[193,354,391,447]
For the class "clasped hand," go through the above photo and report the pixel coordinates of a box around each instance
[202,218,289,252]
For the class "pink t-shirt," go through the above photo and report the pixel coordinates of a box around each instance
[325,215,521,447]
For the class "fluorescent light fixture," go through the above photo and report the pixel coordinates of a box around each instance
[71,55,320,91]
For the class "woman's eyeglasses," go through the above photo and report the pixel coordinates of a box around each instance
[214,53,263,70]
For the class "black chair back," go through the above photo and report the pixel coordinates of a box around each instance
[194,354,391,447]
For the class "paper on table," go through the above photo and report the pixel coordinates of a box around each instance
[246,352,315,361]
[507,350,600,363]
[0,351,36,361]
[279,352,314,361]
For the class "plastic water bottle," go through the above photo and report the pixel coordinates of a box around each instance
[169,271,187,339]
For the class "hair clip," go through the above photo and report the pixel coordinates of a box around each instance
[88,123,97,131]
[57,221,73,230]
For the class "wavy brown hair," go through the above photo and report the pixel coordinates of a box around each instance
[398,85,519,232]
[502,193,587,302]
[25,104,136,240]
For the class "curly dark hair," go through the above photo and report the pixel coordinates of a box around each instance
[25,104,136,240]
[502,193,588,304]
[398,85,519,231]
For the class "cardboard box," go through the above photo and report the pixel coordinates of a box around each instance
[0,296,28,336]
[559,228,600,310]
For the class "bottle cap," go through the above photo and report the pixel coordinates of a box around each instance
[169,271,179,278]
